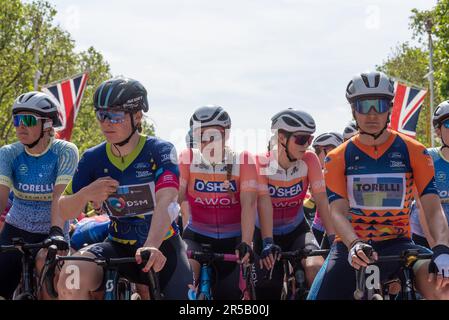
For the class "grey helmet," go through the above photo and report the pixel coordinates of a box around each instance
[433,100,449,129]
[271,108,316,134]
[343,120,358,140]
[189,105,231,129]
[12,91,62,127]
[312,132,343,149]
[346,71,395,103]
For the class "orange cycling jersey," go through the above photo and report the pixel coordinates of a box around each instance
[256,150,325,235]
[179,148,258,239]
[325,130,438,242]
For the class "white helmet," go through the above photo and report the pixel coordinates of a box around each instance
[271,108,316,134]
[12,91,62,127]
[312,132,343,148]
[343,120,358,140]
[346,71,395,103]
[433,100,449,129]
[189,105,231,129]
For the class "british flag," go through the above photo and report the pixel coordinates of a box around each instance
[42,72,89,141]
[389,81,428,138]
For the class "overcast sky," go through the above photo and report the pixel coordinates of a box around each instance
[52,0,436,154]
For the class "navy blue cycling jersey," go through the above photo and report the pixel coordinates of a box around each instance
[64,135,180,247]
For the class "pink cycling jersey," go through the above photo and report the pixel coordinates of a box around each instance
[179,148,258,239]
[256,150,325,235]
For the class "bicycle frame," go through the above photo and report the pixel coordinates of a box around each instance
[354,249,432,300]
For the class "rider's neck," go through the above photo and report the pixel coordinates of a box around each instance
[110,132,142,157]
[25,134,52,156]
[357,128,391,147]
[277,147,297,170]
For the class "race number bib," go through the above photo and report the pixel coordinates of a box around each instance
[347,173,406,210]
[104,183,155,218]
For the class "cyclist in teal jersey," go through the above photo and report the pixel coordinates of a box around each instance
[0,92,79,299]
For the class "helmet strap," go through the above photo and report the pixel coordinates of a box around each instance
[354,111,390,141]
[281,133,297,162]
[114,113,138,147]
[24,122,45,149]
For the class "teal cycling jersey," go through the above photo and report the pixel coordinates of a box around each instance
[0,139,79,234]
[411,147,449,236]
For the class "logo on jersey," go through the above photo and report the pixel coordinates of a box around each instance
[134,162,151,170]
[108,197,126,212]
[436,171,447,182]
[389,160,406,168]
[388,152,403,159]
[194,179,237,193]
[268,182,303,198]
[136,170,151,178]
[348,174,405,210]
[18,164,28,175]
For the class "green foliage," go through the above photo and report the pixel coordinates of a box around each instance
[378,0,449,147]
[0,0,115,153]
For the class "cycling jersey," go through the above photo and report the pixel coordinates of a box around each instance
[411,147,449,237]
[0,139,78,234]
[178,148,258,239]
[325,130,438,242]
[64,135,180,247]
[256,150,325,235]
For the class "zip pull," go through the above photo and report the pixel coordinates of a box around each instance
[374,145,378,158]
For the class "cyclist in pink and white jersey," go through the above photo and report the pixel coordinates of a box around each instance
[254,108,335,299]
[178,105,258,300]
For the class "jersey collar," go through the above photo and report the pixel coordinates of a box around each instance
[106,135,146,171]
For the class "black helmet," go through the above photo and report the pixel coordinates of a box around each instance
[94,76,149,113]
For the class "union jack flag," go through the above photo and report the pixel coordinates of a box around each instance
[42,72,89,141]
[389,81,427,138]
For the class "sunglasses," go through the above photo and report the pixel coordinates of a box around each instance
[292,134,312,146]
[443,119,449,129]
[354,99,391,114]
[95,110,127,124]
[12,114,47,127]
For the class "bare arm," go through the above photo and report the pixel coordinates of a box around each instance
[240,191,257,245]
[51,184,69,228]
[415,196,436,247]
[0,185,10,215]
[313,191,336,236]
[144,187,178,248]
[258,194,273,240]
[329,199,358,248]
[420,193,449,247]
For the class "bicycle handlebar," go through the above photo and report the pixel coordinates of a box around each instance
[187,250,238,263]
[280,249,330,261]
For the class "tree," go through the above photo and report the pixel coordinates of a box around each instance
[0,0,129,154]
[376,43,437,146]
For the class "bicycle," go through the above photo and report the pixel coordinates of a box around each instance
[187,245,256,300]
[0,237,54,300]
[277,248,329,300]
[41,246,162,300]
[353,249,432,300]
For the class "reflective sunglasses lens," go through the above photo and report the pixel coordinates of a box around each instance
[294,135,311,145]
[355,99,390,114]
[13,114,38,127]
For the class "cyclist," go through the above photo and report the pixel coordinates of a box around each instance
[343,120,358,141]
[310,132,343,247]
[56,77,192,300]
[178,105,258,300]
[254,108,335,299]
[0,92,78,299]
[308,71,449,300]
[410,100,449,249]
